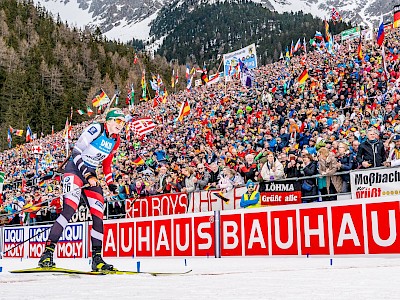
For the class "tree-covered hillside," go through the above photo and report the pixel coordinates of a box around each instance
[151,0,351,66]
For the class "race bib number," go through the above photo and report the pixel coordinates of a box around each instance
[63,176,74,194]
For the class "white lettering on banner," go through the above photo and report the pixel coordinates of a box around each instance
[105,229,116,252]
[30,243,45,257]
[60,225,82,241]
[3,244,23,256]
[58,243,82,257]
[337,213,360,247]
[121,227,133,253]
[176,223,190,251]
[274,217,294,249]
[156,225,170,251]
[138,226,150,251]
[223,221,239,249]
[371,210,397,247]
[351,169,400,200]
[248,219,266,249]
[304,215,325,248]
[264,183,295,192]
[29,228,50,242]
[198,223,212,250]
[127,193,188,218]
[152,197,161,215]
[4,229,24,242]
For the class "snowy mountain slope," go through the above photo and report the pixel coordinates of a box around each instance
[33,0,392,42]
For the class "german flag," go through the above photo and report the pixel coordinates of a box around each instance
[132,157,145,165]
[357,37,363,61]
[394,5,400,28]
[92,89,110,107]
[176,100,191,122]
[297,68,309,84]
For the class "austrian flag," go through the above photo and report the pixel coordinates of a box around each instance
[129,118,156,136]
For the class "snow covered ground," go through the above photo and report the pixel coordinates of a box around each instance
[1,256,400,299]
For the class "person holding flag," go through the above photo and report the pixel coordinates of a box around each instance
[38,108,126,272]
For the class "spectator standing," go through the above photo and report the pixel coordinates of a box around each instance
[300,153,318,203]
[357,128,386,169]
[318,147,342,201]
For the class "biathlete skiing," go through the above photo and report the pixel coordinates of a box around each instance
[38,108,126,271]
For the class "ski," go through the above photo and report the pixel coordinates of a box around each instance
[106,269,193,276]
[10,267,192,276]
[10,267,105,275]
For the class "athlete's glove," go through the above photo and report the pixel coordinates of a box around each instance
[84,172,97,181]
[108,183,118,194]
[84,172,98,186]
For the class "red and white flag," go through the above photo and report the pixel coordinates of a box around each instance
[129,118,156,136]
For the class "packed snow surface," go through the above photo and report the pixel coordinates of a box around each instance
[1,256,399,299]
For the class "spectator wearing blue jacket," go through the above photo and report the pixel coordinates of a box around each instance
[240,180,260,208]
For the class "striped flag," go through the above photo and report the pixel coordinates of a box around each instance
[7,127,12,148]
[357,37,363,61]
[87,106,94,117]
[26,125,33,142]
[176,100,191,122]
[92,89,110,107]
[298,69,309,84]
[207,73,220,86]
[129,118,156,136]
[77,109,85,115]
[377,15,385,46]
[132,156,145,165]
[293,38,301,53]
[14,129,23,137]
[394,5,400,28]
[0,171,4,193]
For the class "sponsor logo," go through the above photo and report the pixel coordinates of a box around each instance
[88,126,98,135]
[100,139,112,150]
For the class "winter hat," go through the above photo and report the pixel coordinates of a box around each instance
[246,180,255,188]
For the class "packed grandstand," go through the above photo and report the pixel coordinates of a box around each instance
[1,24,400,226]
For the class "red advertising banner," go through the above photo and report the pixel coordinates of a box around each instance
[5,198,400,259]
[125,192,189,218]
[260,191,302,206]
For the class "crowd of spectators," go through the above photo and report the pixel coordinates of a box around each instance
[2,26,400,224]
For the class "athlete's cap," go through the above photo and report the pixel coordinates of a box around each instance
[394,135,400,141]
[106,108,125,121]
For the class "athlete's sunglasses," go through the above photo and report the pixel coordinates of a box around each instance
[112,118,125,125]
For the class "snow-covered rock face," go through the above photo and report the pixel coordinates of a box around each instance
[33,0,392,42]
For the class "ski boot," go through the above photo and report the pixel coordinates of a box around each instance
[38,241,56,268]
[92,246,115,272]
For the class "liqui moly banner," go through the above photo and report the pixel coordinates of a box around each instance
[3,227,24,257]
[2,223,85,258]
[28,224,84,258]
[350,168,400,200]
[125,192,189,218]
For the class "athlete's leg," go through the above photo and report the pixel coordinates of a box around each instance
[83,186,105,248]
[47,172,83,243]
[83,186,113,271]
[39,162,83,267]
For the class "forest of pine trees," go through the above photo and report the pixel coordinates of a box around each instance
[151,0,351,66]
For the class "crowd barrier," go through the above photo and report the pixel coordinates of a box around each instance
[2,196,400,258]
